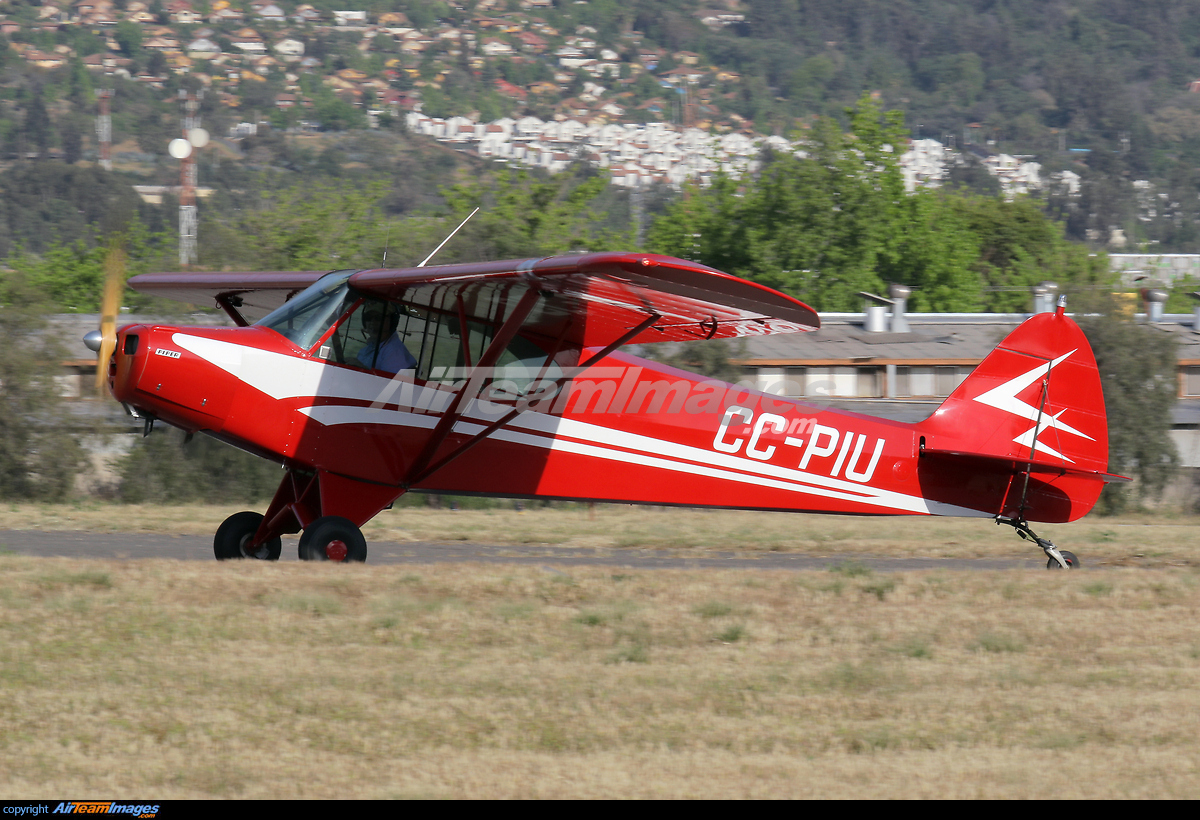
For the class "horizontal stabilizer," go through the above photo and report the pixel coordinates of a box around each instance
[921,448,1131,484]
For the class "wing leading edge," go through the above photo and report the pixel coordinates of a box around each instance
[128,270,332,325]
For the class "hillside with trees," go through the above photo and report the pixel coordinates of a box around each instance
[0,1,1197,256]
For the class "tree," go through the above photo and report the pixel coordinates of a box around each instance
[146,50,168,77]
[945,156,1002,198]
[744,98,913,309]
[441,165,629,262]
[647,94,935,310]
[647,94,1112,312]
[67,57,94,107]
[200,180,390,271]
[5,223,171,313]
[23,89,50,155]
[950,196,1113,312]
[1076,299,1179,514]
[644,170,766,279]
[114,20,143,58]
[314,93,367,131]
[61,116,83,164]
[0,272,86,500]
[0,163,153,257]
[134,107,175,155]
[118,428,282,504]
[880,190,983,311]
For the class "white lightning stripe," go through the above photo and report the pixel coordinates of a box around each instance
[972,349,1094,462]
[1012,409,1070,462]
[172,334,629,409]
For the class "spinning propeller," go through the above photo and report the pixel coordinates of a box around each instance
[81,244,127,396]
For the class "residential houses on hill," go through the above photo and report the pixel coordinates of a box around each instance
[4,2,1069,198]
[405,113,767,188]
[406,112,1053,197]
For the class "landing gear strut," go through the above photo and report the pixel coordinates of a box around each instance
[996,516,1079,569]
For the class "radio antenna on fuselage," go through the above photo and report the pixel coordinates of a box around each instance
[418,207,479,268]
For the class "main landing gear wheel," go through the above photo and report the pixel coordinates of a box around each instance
[1046,550,1080,570]
[298,516,368,563]
[214,511,282,561]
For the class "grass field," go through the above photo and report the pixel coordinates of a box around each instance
[1,557,1199,798]
[1,506,1199,798]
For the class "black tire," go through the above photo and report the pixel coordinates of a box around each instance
[1046,550,1080,570]
[214,511,282,561]
[297,516,367,563]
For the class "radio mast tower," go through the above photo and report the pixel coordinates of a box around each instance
[174,89,205,267]
[96,83,113,171]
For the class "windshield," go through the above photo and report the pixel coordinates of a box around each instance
[255,270,356,350]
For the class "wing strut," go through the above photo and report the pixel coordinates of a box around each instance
[402,284,542,486]
[216,293,251,327]
[404,310,661,489]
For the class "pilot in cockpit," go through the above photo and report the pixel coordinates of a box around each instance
[356,304,417,374]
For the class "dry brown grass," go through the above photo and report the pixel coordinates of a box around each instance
[1,555,1199,798]
[1,502,1198,565]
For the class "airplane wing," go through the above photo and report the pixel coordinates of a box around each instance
[127,271,332,325]
[129,253,819,344]
[350,252,819,346]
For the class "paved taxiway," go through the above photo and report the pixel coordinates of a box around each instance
[0,530,1051,571]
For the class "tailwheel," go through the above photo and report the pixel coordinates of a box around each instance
[214,511,282,561]
[1046,550,1080,570]
[298,516,367,563]
[995,516,1079,570]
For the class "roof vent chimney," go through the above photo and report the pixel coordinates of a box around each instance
[857,291,893,332]
[1031,281,1059,314]
[1189,292,1200,332]
[1144,287,1168,323]
[888,284,910,333]
[865,304,887,332]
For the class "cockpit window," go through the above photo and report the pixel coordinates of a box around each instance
[416,310,562,393]
[318,297,417,375]
[256,270,356,351]
[259,273,563,394]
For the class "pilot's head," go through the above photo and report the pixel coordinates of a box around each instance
[362,304,398,337]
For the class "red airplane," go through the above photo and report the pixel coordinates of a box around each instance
[85,252,1124,568]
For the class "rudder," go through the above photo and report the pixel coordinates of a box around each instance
[915,307,1113,522]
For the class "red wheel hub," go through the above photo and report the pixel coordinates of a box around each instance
[325,539,348,561]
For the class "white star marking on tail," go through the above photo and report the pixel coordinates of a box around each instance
[972,349,1094,463]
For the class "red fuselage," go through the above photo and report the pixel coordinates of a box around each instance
[108,319,1102,524]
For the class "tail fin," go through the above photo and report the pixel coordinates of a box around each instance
[916,306,1121,522]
